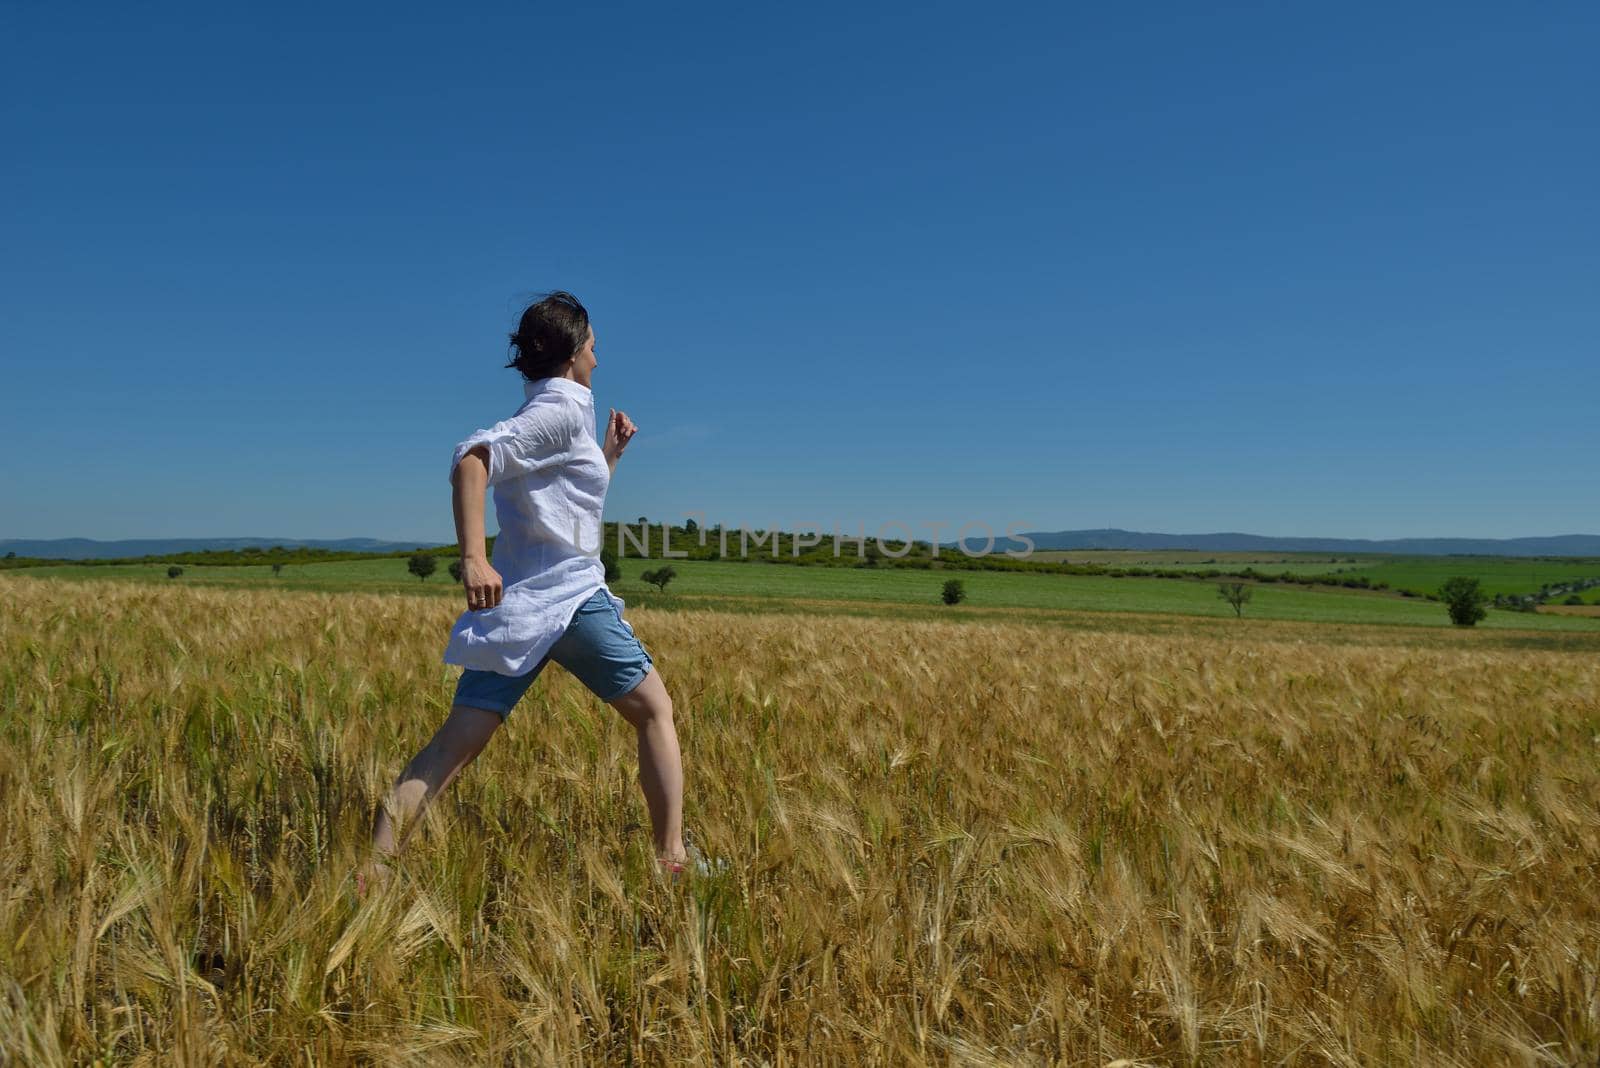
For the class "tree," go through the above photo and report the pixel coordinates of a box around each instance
[1439,576,1488,626]
[4,551,14,560]
[684,517,698,535]
[167,565,183,579]
[600,544,621,583]
[448,559,463,583]
[641,565,676,592]
[408,552,438,583]
[271,562,283,577]
[941,578,966,605]
[1564,594,1584,606]
[1217,581,1251,618]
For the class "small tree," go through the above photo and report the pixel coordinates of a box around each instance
[641,565,676,592]
[167,565,183,579]
[1439,576,1488,626]
[271,562,283,577]
[1217,581,1251,618]
[448,559,464,583]
[941,578,966,605]
[408,552,437,583]
[600,544,621,583]
[684,517,698,535]
[1564,594,1584,606]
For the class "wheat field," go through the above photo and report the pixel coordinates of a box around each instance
[1,576,1596,1065]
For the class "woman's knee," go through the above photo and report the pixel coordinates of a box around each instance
[611,670,672,729]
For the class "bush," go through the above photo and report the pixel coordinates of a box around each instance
[600,544,621,583]
[448,559,463,583]
[1217,582,1252,618]
[166,565,183,579]
[1563,594,1584,606]
[941,579,966,605]
[408,553,437,582]
[641,565,677,592]
[1439,576,1488,626]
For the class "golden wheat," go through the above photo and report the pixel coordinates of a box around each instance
[0,575,1596,1065]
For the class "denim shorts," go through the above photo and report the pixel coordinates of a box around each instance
[453,588,653,717]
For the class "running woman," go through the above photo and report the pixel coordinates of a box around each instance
[366,291,690,881]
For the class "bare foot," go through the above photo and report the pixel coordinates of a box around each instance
[355,858,392,900]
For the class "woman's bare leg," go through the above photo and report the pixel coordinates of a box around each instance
[607,668,685,864]
[371,703,503,858]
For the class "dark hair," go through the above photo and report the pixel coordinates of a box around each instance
[505,291,591,380]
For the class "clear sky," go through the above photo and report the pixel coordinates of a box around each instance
[3,3,1595,544]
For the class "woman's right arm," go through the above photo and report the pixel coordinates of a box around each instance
[451,445,503,610]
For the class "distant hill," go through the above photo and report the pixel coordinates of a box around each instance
[993,529,1600,558]
[7,529,1600,562]
[0,537,435,561]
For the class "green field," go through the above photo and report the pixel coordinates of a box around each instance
[1333,555,1600,597]
[1027,549,1600,594]
[10,555,1600,634]
[1027,549,1370,575]
[9,558,451,593]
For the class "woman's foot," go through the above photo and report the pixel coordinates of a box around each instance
[354,858,392,900]
[657,838,724,880]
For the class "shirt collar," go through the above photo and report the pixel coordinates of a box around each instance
[524,375,592,406]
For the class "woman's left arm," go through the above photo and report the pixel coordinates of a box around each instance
[602,406,638,475]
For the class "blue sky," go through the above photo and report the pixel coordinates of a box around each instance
[3,3,1595,543]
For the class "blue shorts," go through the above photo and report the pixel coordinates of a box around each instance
[453,589,654,717]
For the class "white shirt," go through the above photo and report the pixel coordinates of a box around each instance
[441,375,630,676]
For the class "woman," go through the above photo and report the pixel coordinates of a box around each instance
[366,291,693,883]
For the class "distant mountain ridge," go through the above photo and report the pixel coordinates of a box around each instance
[0,537,433,560]
[996,529,1600,558]
[5,529,1600,561]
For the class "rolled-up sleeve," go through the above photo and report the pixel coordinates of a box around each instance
[449,401,577,486]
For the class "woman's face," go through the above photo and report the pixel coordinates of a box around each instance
[570,326,597,387]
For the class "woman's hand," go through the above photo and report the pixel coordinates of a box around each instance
[602,407,638,468]
[461,556,503,611]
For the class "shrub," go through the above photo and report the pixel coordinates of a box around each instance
[641,565,677,592]
[448,559,463,583]
[600,545,621,583]
[1439,576,1488,626]
[941,579,966,605]
[166,565,183,579]
[1217,582,1251,618]
[408,553,437,582]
